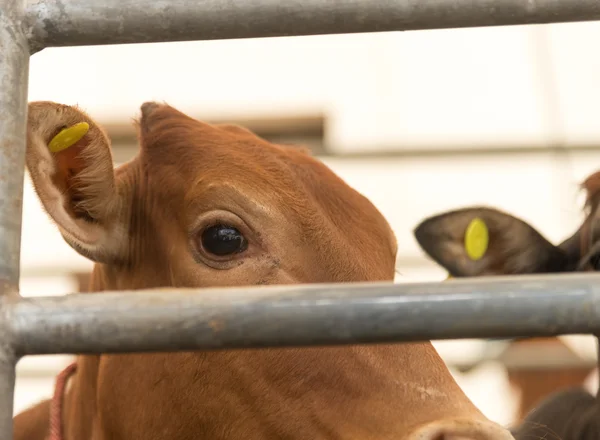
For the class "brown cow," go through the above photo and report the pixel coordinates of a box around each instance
[13,100,515,440]
[413,173,600,440]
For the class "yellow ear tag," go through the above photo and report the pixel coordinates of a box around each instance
[445,274,453,280]
[48,122,90,153]
[464,217,488,261]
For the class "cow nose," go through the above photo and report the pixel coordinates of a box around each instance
[406,417,515,440]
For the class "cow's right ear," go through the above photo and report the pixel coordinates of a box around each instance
[413,206,569,276]
[26,101,129,264]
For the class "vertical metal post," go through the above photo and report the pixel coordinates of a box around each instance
[0,0,29,437]
[0,0,29,293]
[0,354,15,440]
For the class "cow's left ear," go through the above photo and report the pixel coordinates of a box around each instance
[26,101,129,264]
[414,206,569,276]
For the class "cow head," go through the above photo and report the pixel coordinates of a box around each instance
[27,101,398,289]
[20,101,514,440]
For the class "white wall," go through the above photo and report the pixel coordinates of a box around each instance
[28,22,600,152]
[17,21,600,426]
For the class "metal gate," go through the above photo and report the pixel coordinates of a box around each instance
[2,0,600,438]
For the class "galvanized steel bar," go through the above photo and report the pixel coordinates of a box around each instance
[0,0,30,435]
[10,273,600,356]
[0,0,30,294]
[0,353,16,440]
[24,0,600,53]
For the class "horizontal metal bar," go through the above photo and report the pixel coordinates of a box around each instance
[25,0,600,53]
[9,272,600,356]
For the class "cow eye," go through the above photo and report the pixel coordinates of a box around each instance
[200,224,248,256]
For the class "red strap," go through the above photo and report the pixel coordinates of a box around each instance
[47,362,77,440]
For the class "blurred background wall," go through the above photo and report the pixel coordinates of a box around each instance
[16,20,600,428]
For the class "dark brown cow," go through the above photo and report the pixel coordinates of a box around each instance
[413,172,600,440]
[13,101,515,440]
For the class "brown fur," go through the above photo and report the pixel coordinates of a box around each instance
[14,101,514,440]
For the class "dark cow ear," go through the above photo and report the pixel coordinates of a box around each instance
[414,206,569,276]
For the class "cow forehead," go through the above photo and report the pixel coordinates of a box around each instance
[135,126,396,261]
[145,139,313,208]
[141,126,362,214]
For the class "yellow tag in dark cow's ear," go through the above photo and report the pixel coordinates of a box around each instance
[445,274,453,280]
[48,122,89,153]
[464,217,488,261]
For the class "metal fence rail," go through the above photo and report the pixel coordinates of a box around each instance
[2,0,600,438]
[9,273,600,355]
[24,0,600,53]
